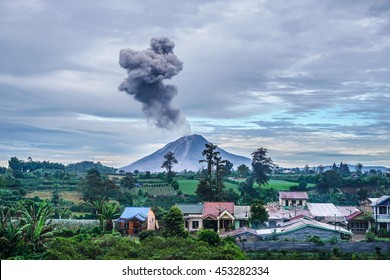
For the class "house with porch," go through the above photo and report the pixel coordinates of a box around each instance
[370,195,390,233]
[202,202,235,233]
[177,202,251,233]
[345,211,373,234]
[115,207,157,236]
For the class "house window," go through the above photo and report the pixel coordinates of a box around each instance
[192,221,199,229]
[379,206,388,215]
[298,200,303,206]
[185,220,189,229]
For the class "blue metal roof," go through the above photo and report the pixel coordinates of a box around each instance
[119,207,150,221]
[371,195,390,206]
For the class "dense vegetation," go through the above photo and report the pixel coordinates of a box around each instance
[1,155,390,260]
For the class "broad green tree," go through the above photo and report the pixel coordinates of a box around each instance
[237,164,250,178]
[196,178,213,201]
[162,206,187,238]
[249,200,269,229]
[317,170,342,192]
[80,168,118,202]
[120,173,135,189]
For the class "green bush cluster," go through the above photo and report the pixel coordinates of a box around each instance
[44,234,246,260]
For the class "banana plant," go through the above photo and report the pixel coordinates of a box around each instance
[0,207,23,258]
[19,200,55,250]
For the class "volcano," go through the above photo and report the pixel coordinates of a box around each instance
[120,134,252,172]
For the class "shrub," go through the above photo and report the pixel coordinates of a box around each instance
[307,235,325,245]
[138,230,159,241]
[366,231,376,242]
[197,229,221,246]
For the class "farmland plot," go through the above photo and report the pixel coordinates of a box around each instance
[129,183,176,196]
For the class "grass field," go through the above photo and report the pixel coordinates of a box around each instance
[176,179,239,194]
[263,179,314,190]
[177,179,314,194]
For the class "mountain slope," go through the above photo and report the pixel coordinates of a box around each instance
[120,134,252,172]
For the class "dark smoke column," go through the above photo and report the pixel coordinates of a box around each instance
[118,37,187,130]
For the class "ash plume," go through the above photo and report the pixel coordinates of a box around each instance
[118,37,188,130]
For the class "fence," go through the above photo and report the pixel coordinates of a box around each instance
[51,219,100,228]
[239,241,390,253]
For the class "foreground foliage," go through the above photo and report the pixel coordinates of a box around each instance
[45,234,246,260]
[247,250,390,260]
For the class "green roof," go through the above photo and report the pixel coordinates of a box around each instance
[176,203,203,214]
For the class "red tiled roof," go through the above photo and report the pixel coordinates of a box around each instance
[203,202,234,218]
[279,191,309,200]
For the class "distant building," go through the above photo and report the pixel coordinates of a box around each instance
[278,191,309,207]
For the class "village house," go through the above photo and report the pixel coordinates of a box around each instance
[266,202,312,227]
[177,202,252,233]
[345,211,373,234]
[370,195,390,233]
[115,207,157,236]
[278,191,309,208]
[176,203,203,232]
[202,202,235,233]
[266,202,366,231]
[234,205,251,229]
[306,203,347,227]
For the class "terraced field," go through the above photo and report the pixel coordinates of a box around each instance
[128,183,176,196]
[26,190,82,204]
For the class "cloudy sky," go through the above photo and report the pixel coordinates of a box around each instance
[1,0,390,169]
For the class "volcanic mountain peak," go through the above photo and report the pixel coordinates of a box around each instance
[120,134,251,172]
